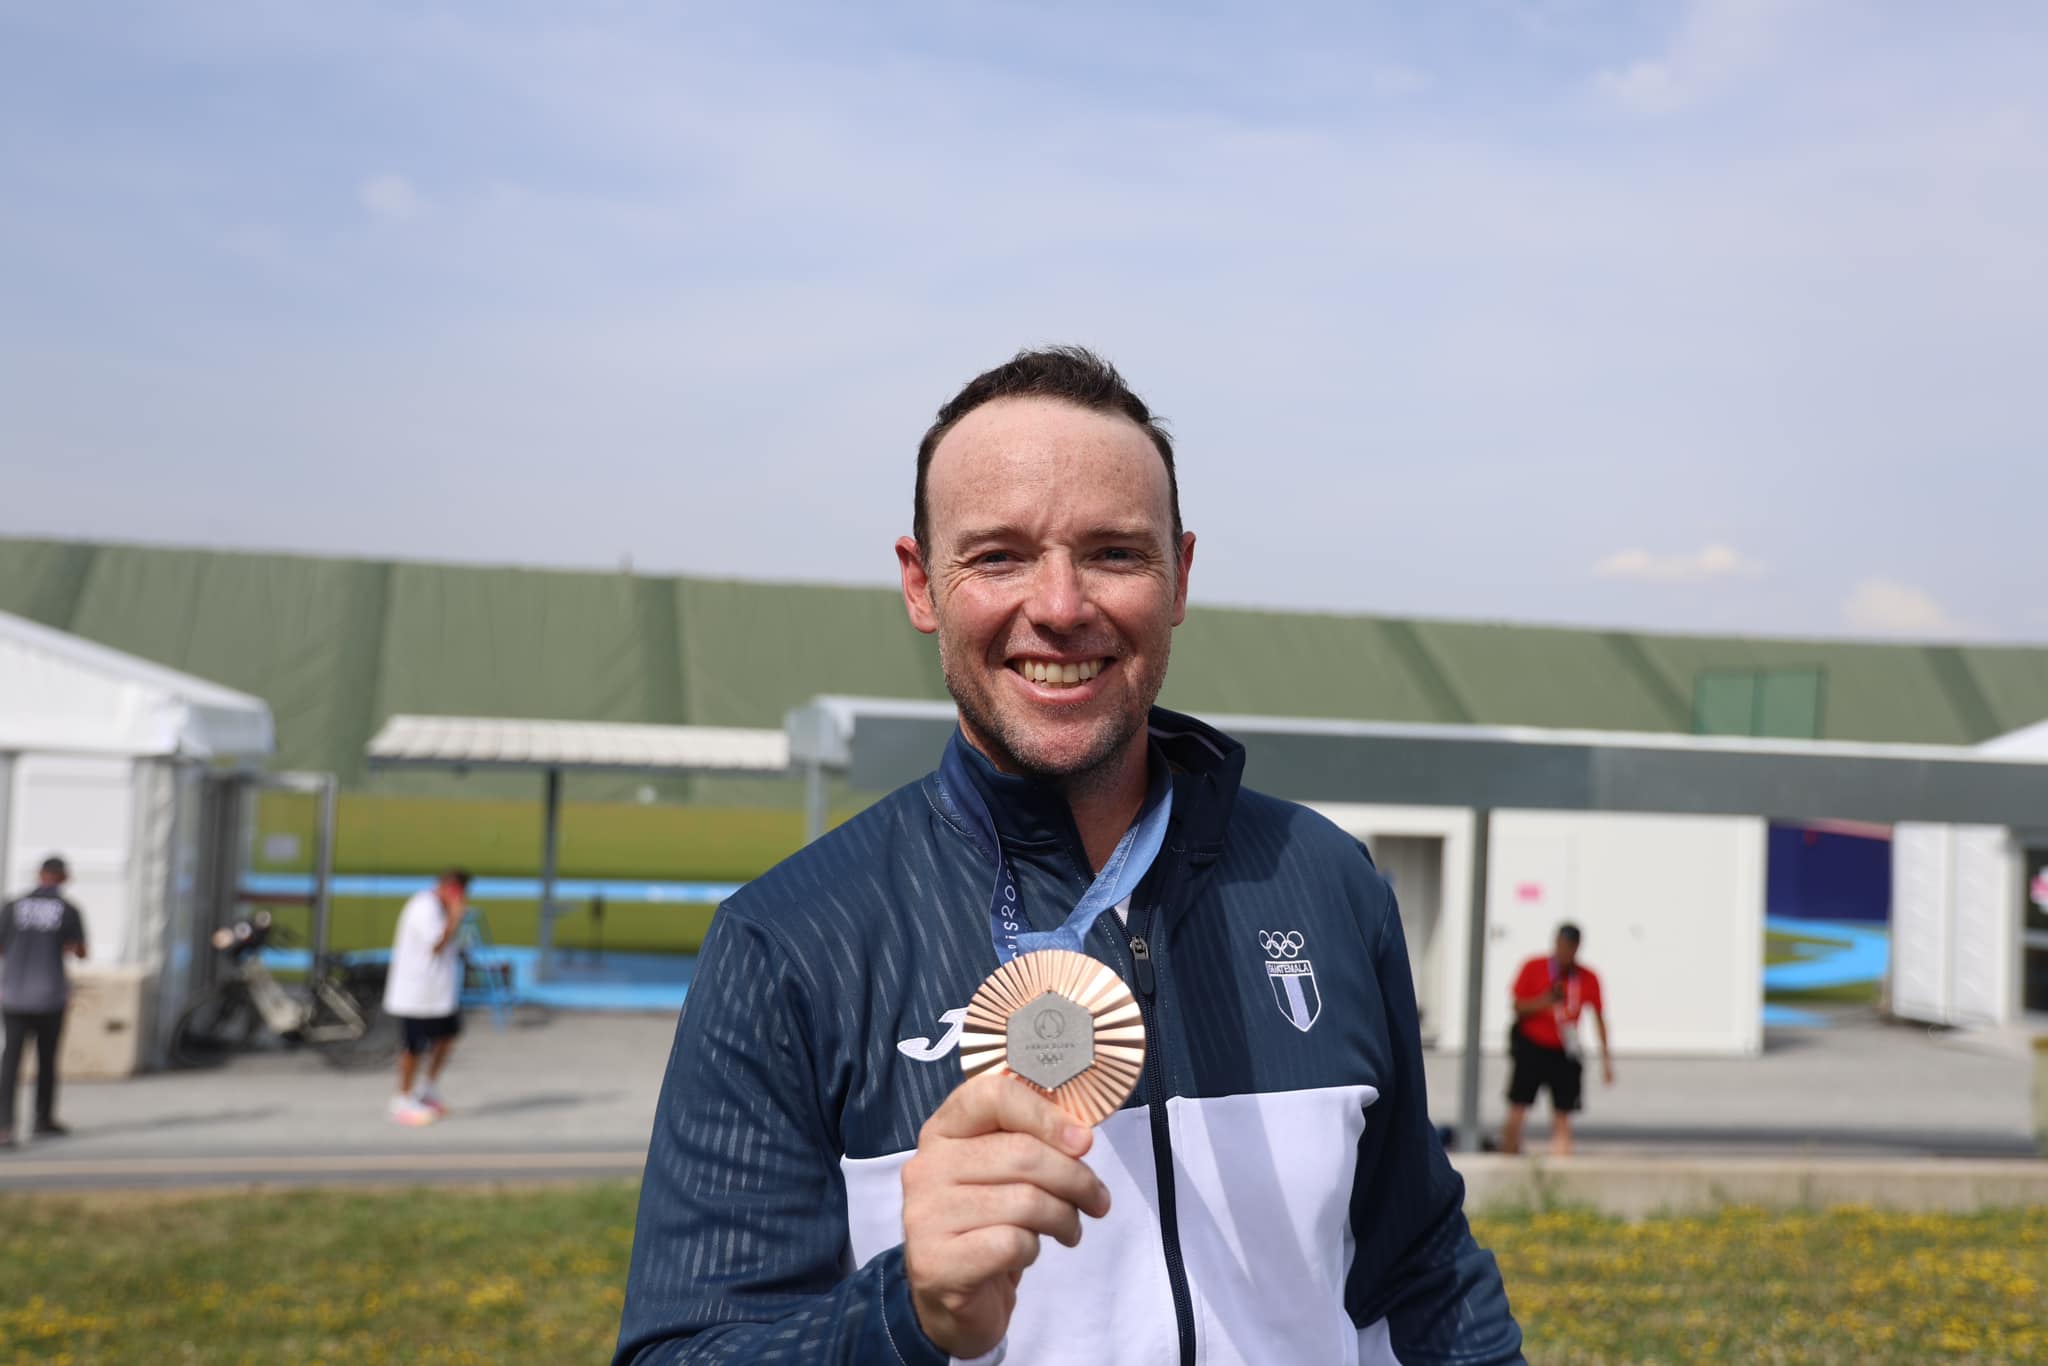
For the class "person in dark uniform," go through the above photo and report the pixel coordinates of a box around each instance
[0,856,90,1147]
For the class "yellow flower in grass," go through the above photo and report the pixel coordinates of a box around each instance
[463,1275,521,1313]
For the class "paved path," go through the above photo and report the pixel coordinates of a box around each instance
[2,1005,2037,1191]
[1,1009,675,1189]
[1429,1007,2040,1158]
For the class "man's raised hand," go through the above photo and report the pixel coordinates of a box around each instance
[900,1071,1112,1359]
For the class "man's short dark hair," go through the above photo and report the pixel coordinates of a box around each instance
[40,856,67,881]
[912,345,1181,556]
[1556,923,1582,945]
[440,868,473,890]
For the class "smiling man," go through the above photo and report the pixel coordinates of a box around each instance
[617,348,1522,1365]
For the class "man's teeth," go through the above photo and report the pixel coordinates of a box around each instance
[1018,659,1104,687]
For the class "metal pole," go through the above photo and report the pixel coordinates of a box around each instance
[0,754,14,901]
[1456,808,1493,1153]
[536,766,563,982]
[804,758,828,845]
[311,774,338,977]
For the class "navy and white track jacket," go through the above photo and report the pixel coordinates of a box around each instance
[617,709,1523,1365]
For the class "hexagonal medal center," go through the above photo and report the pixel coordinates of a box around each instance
[1007,991,1095,1091]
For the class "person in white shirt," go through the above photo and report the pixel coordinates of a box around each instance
[382,869,471,1126]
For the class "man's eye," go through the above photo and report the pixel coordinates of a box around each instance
[1099,547,1139,562]
[974,550,1015,566]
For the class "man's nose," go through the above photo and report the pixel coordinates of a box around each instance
[1024,554,1094,633]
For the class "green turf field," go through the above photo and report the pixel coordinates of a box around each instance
[1,1190,2038,1364]
[1765,929,1830,967]
[1763,929,1884,1008]
[253,791,849,882]
[251,791,847,955]
[253,796,1903,1008]
[262,897,718,958]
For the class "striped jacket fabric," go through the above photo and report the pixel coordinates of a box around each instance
[617,708,1523,1365]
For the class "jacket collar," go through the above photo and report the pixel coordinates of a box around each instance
[936,705,1245,860]
[1146,706,1244,858]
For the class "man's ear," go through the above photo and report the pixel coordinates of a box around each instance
[1170,531,1196,627]
[897,536,938,635]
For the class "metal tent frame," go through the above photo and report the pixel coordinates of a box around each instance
[365,715,790,980]
[786,695,2048,1151]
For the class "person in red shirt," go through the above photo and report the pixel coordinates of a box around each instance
[1500,923,1613,1156]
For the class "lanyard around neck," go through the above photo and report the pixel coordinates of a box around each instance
[936,731,1173,965]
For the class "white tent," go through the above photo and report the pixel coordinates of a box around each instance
[0,610,275,1069]
[1891,718,2048,1027]
[0,609,272,762]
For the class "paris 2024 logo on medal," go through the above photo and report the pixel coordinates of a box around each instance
[1260,929,1320,1032]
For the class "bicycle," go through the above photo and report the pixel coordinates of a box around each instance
[168,912,399,1070]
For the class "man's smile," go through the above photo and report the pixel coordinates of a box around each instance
[1007,655,1112,689]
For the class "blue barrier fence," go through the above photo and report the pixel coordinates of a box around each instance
[241,872,745,904]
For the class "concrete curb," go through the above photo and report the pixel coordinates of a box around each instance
[0,1149,648,1192]
[1451,1153,2048,1216]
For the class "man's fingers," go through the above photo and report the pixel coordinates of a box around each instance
[924,1072,1092,1156]
[906,1162,1107,1240]
[988,1185,1085,1249]
[909,1128,1111,1221]
[939,1224,1044,1284]
[947,1132,1110,1218]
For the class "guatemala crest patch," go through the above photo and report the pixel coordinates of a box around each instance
[1259,929,1320,1032]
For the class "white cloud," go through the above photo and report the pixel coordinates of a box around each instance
[1594,543,1766,582]
[1597,0,1800,115]
[360,173,421,222]
[1841,578,1980,639]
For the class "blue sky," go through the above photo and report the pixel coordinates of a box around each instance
[2,1,2044,641]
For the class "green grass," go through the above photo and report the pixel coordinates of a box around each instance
[1478,1204,2045,1363]
[268,799,1901,997]
[1766,980,1885,1006]
[2,1190,2040,1364]
[1765,929,1838,967]
[1763,929,1883,1008]
[263,897,719,957]
[0,1184,640,1365]
[250,792,835,955]
[254,792,858,882]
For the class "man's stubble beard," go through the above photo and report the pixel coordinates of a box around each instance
[940,637,1171,797]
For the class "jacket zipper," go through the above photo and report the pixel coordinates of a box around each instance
[1123,896,1198,1366]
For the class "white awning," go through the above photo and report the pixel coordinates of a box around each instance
[1977,717,2048,757]
[0,609,274,760]
[366,714,790,774]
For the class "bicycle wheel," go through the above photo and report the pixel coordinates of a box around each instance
[309,977,400,1070]
[169,984,260,1068]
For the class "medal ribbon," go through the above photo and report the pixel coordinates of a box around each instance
[936,729,1173,965]
[1550,959,1582,1016]
[1551,958,1583,1056]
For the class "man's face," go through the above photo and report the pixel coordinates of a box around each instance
[1555,934,1579,969]
[898,397,1195,784]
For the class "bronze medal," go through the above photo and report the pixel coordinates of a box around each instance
[958,948,1146,1127]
